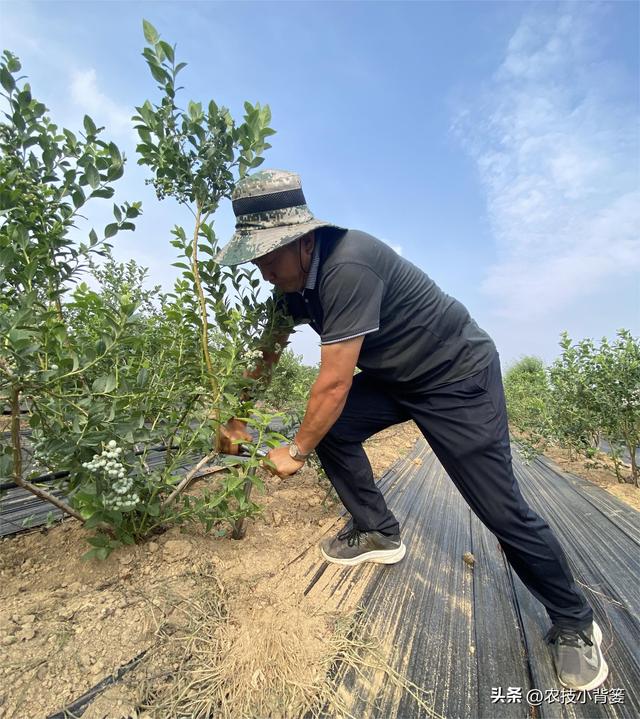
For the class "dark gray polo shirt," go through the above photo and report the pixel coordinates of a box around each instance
[280,228,496,391]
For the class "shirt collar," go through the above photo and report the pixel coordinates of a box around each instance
[301,235,321,293]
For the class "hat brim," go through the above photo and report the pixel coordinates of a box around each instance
[214,219,346,266]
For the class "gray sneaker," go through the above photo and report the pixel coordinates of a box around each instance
[321,525,406,566]
[545,621,609,690]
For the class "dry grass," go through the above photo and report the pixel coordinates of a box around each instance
[133,562,442,719]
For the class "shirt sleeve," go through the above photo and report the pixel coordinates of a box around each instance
[319,263,384,344]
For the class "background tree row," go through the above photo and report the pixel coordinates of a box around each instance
[504,330,640,486]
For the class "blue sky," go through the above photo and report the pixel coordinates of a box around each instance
[2,1,638,368]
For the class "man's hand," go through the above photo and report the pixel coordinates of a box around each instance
[219,418,253,455]
[264,445,305,478]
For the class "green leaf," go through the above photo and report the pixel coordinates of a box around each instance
[148,63,169,84]
[86,164,100,189]
[12,109,25,132]
[62,128,77,147]
[188,101,202,119]
[83,115,97,136]
[138,100,155,124]
[135,125,151,142]
[158,41,174,63]
[113,203,122,222]
[87,534,110,547]
[90,187,115,199]
[0,453,13,479]
[92,373,117,394]
[6,54,21,72]
[104,223,118,239]
[108,142,122,162]
[79,343,98,366]
[8,328,32,344]
[89,228,98,246]
[0,67,15,93]
[175,61,187,75]
[107,162,124,181]
[72,188,85,209]
[17,89,31,108]
[143,19,160,44]
[53,325,67,344]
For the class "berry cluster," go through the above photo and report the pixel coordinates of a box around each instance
[82,440,140,511]
[244,348,263,373]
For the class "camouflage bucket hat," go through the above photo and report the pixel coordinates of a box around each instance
[214,169,346,265]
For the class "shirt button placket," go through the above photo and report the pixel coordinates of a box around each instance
[304,296,316,330]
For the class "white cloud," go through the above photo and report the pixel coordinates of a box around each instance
[452,6,639,319]
[381,239,403,256]
[70,68,135,141]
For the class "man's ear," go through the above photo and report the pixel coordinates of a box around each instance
[300,231,315,257]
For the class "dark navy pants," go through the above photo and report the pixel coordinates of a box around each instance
[315,352,593,630]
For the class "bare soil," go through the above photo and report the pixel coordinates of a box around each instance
[542,444,640,512]
[0,421,422,719]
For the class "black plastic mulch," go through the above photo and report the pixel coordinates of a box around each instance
[301,439,639,719]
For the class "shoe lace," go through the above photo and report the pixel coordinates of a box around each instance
[544,625,593,648]
[337,527,366,547]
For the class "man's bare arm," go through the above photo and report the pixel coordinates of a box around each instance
[293,336,364,454]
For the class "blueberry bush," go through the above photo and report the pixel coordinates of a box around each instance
[0,22,296,558]
[504,330,640,485]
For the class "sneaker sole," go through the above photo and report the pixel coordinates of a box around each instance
[558,621,609,691]
[321,542,407,566]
